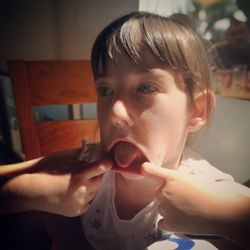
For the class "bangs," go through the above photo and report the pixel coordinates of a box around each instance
[91,11,213,121]
[91,12,210,93]
[91,12,208,81]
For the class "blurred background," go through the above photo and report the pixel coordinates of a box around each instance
[1,0,250,70]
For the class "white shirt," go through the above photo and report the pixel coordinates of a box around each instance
[81,147,233,250]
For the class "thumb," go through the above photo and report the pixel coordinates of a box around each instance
[141,162,177,183]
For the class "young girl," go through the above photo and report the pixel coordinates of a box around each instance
[1,11,249,250]
[79,11,235,250]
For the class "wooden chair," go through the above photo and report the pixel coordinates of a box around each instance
[7,60,99,160]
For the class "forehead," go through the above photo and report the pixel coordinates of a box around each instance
[95,51,187,91]
[95,49,166,78]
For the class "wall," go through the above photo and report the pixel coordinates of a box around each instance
[0,0,138,70]
[193,96,250,183]
[0,0,58,69]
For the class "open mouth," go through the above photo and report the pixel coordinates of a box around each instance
[109,141,148,175]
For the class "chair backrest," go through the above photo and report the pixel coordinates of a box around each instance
[7,60,99,160]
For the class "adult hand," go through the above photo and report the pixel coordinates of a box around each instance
[1,146,113,217]
[33,155,112,217]
[141,163,249,240]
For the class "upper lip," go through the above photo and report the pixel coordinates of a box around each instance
[107,137,149,162]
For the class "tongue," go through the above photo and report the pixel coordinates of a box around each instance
[114,141,139,168]
[112,141,146,174]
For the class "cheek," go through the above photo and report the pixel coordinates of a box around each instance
[140,104,168,142]
[97,103,108,135]
[143,98,189,161]
[146,97,189,131]
[142,109,169,150]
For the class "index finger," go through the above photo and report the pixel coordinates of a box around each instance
[81,157,113,180]
[141,162,177,184]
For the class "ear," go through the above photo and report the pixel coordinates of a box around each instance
[187,91,216,133]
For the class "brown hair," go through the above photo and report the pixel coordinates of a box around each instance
[91,11,213,120]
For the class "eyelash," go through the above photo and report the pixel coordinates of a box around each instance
[96,82,159,97]
[137,83,158,94]
[97,86,113,97]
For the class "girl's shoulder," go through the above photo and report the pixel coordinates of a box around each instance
[179,147,234,181]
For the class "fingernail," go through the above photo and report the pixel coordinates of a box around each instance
[142,162,150,168]
[101,158,113,170]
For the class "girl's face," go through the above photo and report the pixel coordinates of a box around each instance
[95,53,192,173]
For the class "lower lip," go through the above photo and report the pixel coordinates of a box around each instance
[112,157,146,175]
[112,165,141,175]
[112,165,145,180]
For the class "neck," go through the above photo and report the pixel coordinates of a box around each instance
[114,173,157,220]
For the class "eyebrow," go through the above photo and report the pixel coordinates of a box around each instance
[94,76,111,83]
[95,73,108,79]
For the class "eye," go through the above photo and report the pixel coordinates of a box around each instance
[97,86,113,97]
[137,82,158,94]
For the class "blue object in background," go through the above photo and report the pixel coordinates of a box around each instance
[32,103,97,121]
[167,237,195,250]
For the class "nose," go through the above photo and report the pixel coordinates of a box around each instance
[111,99,134,127]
